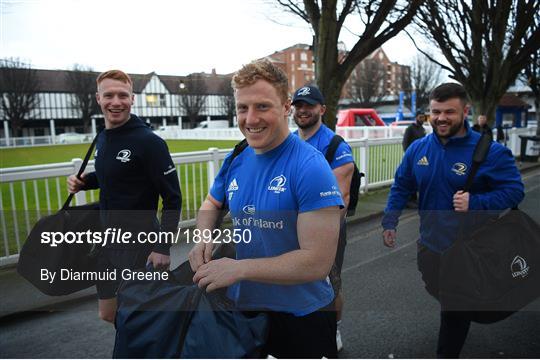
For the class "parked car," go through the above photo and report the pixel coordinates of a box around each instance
[57,133,89,144]
[196,120,229,129]
[337,109,386,127]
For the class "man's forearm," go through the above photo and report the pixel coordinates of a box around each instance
[196,197,225,234]
[237,207,340,285]
[238,249,334,285]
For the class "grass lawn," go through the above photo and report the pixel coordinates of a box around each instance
[0,139,239,168]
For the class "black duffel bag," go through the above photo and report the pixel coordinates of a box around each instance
[114,245,268,359]
[439,133,540,323]
[17,132,102,296]
[440,208,540,322]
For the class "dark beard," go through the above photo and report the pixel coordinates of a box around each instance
[294,114,320,130]
[433,118,464,139]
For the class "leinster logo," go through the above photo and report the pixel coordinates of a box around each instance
[268,175,287,193]
[451,162,467,176]
[242,205,256,215]
[116,149,131,163]
[297,86,311,96]
[511,255,530,278]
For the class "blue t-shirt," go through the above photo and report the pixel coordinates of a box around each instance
[294,124,354,169]
[210,134,344,316]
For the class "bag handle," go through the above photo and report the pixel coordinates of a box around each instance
[61,131,101,210]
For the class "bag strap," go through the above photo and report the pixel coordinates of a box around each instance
[463,132,492,192]
[61,131,102,210]
[325,135,344,164]
[221,139,248,206]
[456,132,492,245]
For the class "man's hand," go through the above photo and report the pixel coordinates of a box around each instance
[188,241,214,272]
[193,257,242,292]
[453,190,470,212]
[147,252,170,271]
[67,174,87,194]
[383,229,397,248]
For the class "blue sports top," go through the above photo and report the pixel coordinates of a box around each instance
[294,124,354,169]
[210,133,344,316]
[382,122,524,253]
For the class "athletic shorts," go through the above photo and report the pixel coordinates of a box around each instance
[96,247,152,299]
[261,301,337,358]
[329,220,347,295]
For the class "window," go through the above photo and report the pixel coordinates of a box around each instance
[146,94,166,107]
[300,52,307,61]
[291,53,295,61]
[355,114,376,126]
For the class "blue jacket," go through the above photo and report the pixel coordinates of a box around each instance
[382,123,524,253]
[83,115,182,254]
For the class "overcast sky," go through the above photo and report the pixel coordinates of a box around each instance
[1,0,421,76]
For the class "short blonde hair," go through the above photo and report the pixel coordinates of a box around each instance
[96,70,133,91]
[232,59,289,104]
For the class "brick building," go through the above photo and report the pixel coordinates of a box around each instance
[262,43,410,103]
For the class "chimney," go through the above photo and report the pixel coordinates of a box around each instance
[211,68,216,76]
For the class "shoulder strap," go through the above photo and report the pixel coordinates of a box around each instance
[325,135,345,164]
[221,139,248,206]
[230,138,248,160]
[463,132,492,192]
[62,131,102,210]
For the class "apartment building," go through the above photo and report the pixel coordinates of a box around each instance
[263,43,410,101]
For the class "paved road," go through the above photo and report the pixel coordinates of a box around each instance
[1,168,539,358]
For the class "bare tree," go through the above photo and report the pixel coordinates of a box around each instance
[521,49,540,136]
[218,77,236,127]
[350,60,386,106]
[66,64,99,132]
[0,58,41,137]
[413,0,540,124]
[178,74,207,129]
[277,0,422,130]
[410,53,443,110]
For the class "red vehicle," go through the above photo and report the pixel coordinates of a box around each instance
[337,108,386,127]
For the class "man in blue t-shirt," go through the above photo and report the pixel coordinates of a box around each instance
[188,60,343,358]
[292,85,354,352]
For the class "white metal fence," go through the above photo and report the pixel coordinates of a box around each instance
[0,126,537,266]
[0,137,404,266]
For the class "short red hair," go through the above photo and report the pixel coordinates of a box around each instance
[96,70,133,90]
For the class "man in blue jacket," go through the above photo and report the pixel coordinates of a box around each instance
[382,83,524,357]
[67,70,182,324]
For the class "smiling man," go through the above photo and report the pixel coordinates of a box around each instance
[381,83,524,357]
[189,60,343,358]
[67,70,182,325]
[292,84,355,352]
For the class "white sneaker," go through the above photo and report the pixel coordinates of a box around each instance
[336,328,343,352]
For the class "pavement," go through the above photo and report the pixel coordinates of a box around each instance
[1,159,539,320]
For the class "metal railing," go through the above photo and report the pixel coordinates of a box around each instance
[1,126,537,266]
[1,134,94,148]
[0,137,404,266]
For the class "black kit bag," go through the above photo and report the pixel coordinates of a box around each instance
[113,244,268,359]
[325,135,364,216]
[17,132,102,296]
[439,133,540,323]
